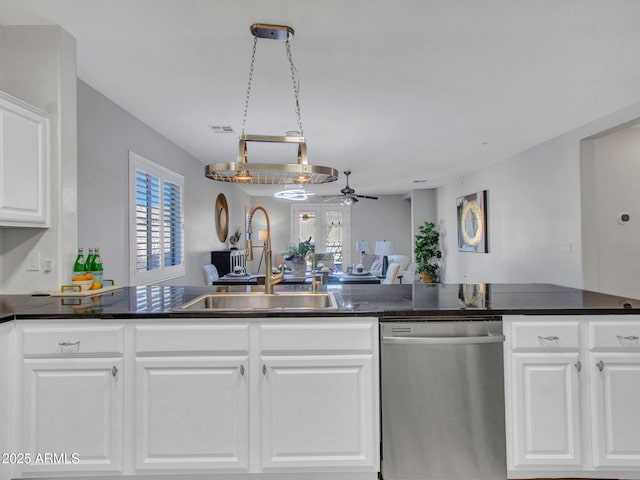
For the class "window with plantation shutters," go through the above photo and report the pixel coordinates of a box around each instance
[129,151,184,285]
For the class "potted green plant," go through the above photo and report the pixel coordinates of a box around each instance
[282,237,314,277]
[414,221,442,282]
[228,228,241,249]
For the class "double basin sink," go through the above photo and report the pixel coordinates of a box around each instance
[177,291,338,312]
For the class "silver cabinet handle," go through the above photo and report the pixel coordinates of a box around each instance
[240,365,245,376]
[575,361,582,372]
[596,360,604,372]
[617,335,640,345]
[112,366,118,377]
[58,341,80,347]
[538,335,560,346]
[262,364,267,375]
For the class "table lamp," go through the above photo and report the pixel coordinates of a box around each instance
[355,240,370,261]
[375,241,394,277]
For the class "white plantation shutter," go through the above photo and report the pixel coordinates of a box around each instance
[129,152,184,284]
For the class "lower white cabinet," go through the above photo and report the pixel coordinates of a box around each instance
[589,353,640,468]
[261,355,376,470]
[510,352,582,468]
[135,356,249,471]
[505,315,640,478]
[21,358,124,475]
[9,318,379,479]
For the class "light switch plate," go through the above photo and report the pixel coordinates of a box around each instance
[27,251,41,271]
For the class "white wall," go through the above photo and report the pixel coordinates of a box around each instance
[0,26,77,294]
[409,189,437,262]
[77,81,250,286]
[437,101,640,290]
[581,124,640,299]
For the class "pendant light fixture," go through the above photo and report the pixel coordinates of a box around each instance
[205,24,338,185]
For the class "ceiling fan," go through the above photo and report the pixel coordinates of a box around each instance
[323,170,378,205]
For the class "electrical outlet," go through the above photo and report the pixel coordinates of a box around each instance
[27,251,41,271]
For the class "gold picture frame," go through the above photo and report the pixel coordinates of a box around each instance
[215,193,229,242]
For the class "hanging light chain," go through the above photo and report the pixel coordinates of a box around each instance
[240,36,258,137]
[286,38,304,137]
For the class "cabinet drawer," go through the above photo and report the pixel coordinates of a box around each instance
[589,321,640,350]
[511,321,580,351]
[135,324,249,354]
[260,320,376,354]
[22,325,124,356]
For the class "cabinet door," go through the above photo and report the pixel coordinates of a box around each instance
[590,353,640,468]
[510,353,582,468]
[21,358,123,475]
[135,356,249,472]
[260,355,377,471]
[0,92,49,227]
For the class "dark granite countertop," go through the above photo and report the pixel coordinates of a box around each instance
[0,283,638,323]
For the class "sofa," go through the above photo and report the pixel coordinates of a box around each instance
[361,254,417,284]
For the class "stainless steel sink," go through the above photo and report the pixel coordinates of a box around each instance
[176,291,338,311]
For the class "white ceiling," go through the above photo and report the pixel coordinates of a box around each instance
[2,0,640,198]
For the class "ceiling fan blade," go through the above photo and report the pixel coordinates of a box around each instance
[354,194,379,200]
[322,196,340,203]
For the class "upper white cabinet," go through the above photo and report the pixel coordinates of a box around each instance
[504,315,640,479]
[0,91,50,228]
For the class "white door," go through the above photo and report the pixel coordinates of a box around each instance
[260,355,376,471]
[510,353,582,468]
[135,356,249,471]
[590,353,640,468]
[21,358,123,475]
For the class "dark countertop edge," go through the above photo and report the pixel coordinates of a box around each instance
[2,307,640,324]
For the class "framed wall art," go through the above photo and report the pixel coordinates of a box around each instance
[457,190,488,253]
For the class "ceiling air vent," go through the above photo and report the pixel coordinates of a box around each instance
[210,125,235,134]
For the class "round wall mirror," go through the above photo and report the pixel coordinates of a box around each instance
[215,193,229,242]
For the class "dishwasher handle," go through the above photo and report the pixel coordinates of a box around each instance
[382,334,505,345]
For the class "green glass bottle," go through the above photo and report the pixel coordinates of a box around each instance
[86,248,95,273]
[91,247,104,287]
[72,248,86,278]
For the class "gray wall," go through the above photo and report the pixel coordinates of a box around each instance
[0,26,77,293]
[581,124,640,299]
[77,80,249,286]
[437,100,640,292]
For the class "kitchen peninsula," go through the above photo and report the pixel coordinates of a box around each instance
[1,283,639,480]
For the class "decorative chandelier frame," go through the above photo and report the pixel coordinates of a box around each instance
[205,24,338,185]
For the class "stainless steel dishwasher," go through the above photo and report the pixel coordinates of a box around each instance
[381,320,506,480]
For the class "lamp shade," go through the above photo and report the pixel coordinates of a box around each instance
[375,241,394,256]
[355,240,370,253]
[258,230,269,241]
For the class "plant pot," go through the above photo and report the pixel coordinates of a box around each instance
[289,256,307,278]
[420,272,434,283]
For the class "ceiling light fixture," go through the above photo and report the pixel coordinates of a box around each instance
[274,185,314,201]
[205,24,338,185]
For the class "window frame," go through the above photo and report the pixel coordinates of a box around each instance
[128,151,185,285]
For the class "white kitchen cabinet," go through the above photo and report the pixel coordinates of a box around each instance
[505,315,640,479]
[510,353,582,468]
[9,318,378,479]
[258,321,379,472]
[134,324,250,472]
[590,354,640,468]
[261,356,376,470]
[135,357,249,471]
[21,358,124,475]
[588,319,640,469]
[0,91,50,228]
[16,323,125,476]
